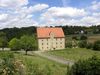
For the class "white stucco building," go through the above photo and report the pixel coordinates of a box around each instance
[37,27,65,51]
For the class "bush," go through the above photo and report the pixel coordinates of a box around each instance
[80,35,87,40]
[86,42,93,49]
[93,40,100,51]
[0,52,16,75]
[66,41,72,48]
[0,52,25,75]
[78,40,87,48]
[72,36,78,40]
[67,55,100,75]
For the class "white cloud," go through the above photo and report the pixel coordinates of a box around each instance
[81,16,100,25]
[0,0,28,8]
[0,3,49,29]
[0,14,8,21]
[0,0,100,29]
[91,1,100,10]
[40,7,88,26]
[41,7,87,19]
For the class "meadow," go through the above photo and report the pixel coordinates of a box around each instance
[46,48,100,62]
[66,34,100,43]
[14,53,67,75]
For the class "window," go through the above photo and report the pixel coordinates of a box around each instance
[60,42,62,44]
[47,43,48,45]
[42,43,43,45]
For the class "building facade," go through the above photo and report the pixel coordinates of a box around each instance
[37,27,65,51]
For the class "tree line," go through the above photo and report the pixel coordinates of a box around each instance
[0,25,100,41]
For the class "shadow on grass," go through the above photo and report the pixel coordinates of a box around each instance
[14,51,37,57]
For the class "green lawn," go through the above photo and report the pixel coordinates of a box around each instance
[46,48,100,62]
[14,53,67,75]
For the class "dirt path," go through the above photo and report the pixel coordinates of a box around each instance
[33,51,74,66]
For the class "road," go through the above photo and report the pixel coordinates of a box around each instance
[18,51,74,66]
[33,51,74,66]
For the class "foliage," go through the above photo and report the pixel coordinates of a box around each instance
[20,35,37,55]
[86,42,93,49]
[80,35,87,40]
[93,40,100,51]
[72,36,78,40]
[0,25,99,42]
[9,38,21,50]
[65,41,72,48]
[0,32,8,49]
[67,55,100,75]
[0,52,26,75]
[78,40,87,48]
[0,52,16,75]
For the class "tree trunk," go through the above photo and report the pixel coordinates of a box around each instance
[2,47,4,51]
[25,50,28,55]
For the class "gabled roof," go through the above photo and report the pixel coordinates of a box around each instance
[37,27,65,38]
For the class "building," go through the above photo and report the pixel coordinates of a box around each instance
[37,27,65,51]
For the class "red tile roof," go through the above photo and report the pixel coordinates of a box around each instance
[37,27,65,38]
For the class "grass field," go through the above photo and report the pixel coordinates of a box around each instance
[88,34,100,43]
[14,53,67,75]
[47,48,100,62]
[66,34,100,43]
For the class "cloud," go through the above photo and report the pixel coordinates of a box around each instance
[91,1,100,10]
[40,7,88,26]
[41,7,87,19]
[0,0,28,8]
[0,3,49,29]
[0,0,100,29]
[0,14,8,21]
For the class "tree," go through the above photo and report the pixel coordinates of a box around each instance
[0,32,8,50]
[93,40,100,51]
[72,36,78,40]
[78,40,88,48]
[20,35,37,55]
[80,35,87,40]
[9,38,21,50]
[67,55,100,75]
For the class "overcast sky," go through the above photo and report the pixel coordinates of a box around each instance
[0,0,100,29]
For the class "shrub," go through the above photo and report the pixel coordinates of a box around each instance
[78,40,87,48]
[80,35,87,40]
[66,41,72,48]
[86,42,93,49]
[72,36,78,40]
[93,40,100,51]
[67,55,100,75]
[0,52,25,75]
[0,52,16,75]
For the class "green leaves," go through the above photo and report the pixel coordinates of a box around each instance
[9,38,21,50]
[67,55,100,75]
